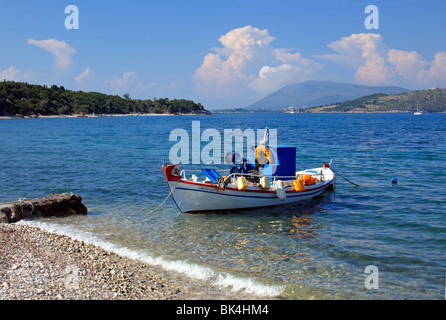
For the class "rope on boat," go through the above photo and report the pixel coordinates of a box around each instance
[147,181,179,215]
[331,168,360,187]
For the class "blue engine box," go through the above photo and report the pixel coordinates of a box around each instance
[252,145,296,180]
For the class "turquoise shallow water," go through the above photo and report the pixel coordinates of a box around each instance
[1,113,445,299]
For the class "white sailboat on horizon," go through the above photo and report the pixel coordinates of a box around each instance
[414,101,424,115]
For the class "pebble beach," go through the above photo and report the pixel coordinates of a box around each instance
[0,223,246,300]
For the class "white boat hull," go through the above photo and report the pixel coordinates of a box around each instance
[164,165,334,213]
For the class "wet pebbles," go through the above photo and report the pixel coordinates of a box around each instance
[0,223,241,300]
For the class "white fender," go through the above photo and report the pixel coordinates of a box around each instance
[275,180,286,201]
[260,176,270,189]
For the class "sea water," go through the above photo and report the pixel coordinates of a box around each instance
[1,113,445,299]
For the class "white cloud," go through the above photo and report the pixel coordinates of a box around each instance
[388,49,426,80]
[74,67,95,84]
[218,25,275,64]
[387,49,446,87]
[416,52,446,86]
[251,50,322,92]
[0,66,21,81]
[104,71,136,93]
[27,39,76,71]
[320,33,394,85]
[250,64,314,92]
[103,72,178,98]
[193,25,321,97]
[320,33,446,88]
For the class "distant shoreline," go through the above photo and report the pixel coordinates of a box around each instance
[0,112,209,120]
[2,111,444,120]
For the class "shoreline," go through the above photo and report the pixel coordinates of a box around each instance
[0,113,209,120]
[0,223,250,300]
[1,112,443,120]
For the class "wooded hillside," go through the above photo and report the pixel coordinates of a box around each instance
[0,81,210,116]
[306,88,446,113]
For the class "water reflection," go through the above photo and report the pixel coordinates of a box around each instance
[290,215,318,239]
[160,192,335,286]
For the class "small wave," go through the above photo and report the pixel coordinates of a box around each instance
[19,220,284,298]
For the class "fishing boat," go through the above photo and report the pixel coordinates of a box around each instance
[162,142,335,213]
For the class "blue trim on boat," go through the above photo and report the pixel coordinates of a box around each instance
[174,186,326,199]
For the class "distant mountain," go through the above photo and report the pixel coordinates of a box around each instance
[306,88,446,113]
[246,80,411,110]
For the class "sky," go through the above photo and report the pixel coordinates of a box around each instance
[1,0,446,110]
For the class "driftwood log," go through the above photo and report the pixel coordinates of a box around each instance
[0,193,87,223]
